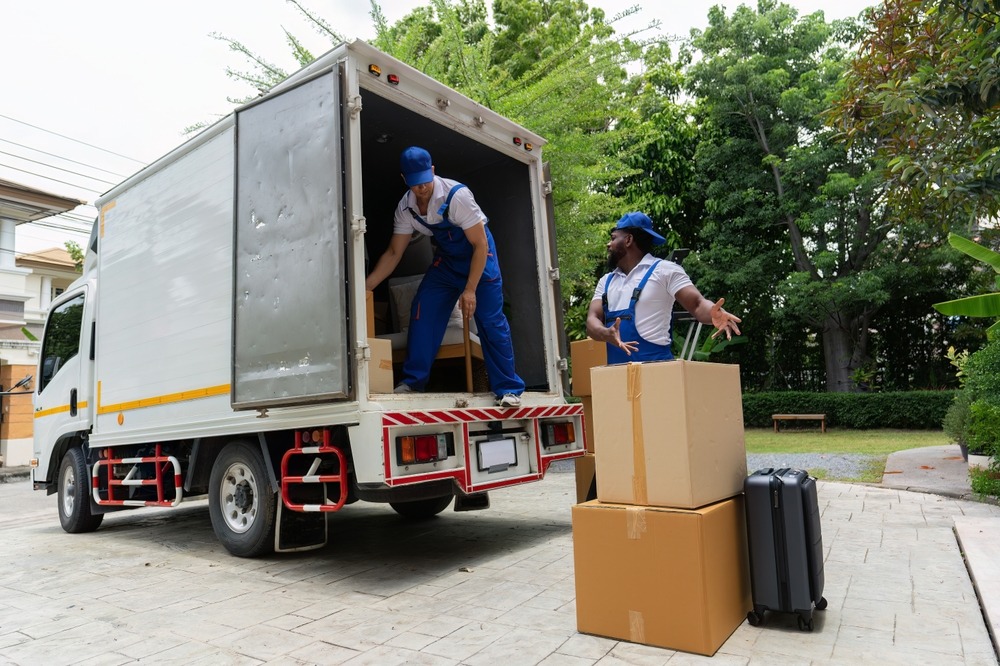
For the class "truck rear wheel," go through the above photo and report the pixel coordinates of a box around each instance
[58,447,104,533]
[209,442,276,557]
[389,495,453,519]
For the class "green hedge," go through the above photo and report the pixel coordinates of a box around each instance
[742,391,958,430]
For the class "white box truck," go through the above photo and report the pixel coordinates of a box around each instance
[30,40,584,557]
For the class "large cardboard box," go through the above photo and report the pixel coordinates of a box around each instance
[571,338,607,397]
[368,337,394,393]
[572,497,751,656]
[592,360,746,509]
[581,395,597,454]
[574,453,596,503]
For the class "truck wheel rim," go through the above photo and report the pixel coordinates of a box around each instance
[220,462,258,534]
[61,464,77,516]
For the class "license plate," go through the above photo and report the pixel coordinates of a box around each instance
[477,438,517,473]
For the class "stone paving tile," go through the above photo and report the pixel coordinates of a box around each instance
[2,474,1000,664]
[594,641,674,665]
[461,625,569,665]
[208,624,319,661]
[282,639,361,664]
[556,633,617,660]
[537,652,598,665]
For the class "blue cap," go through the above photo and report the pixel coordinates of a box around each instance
[400,146,434,186]
[615,212,666,246]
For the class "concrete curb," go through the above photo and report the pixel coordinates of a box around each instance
[0,467,30,483]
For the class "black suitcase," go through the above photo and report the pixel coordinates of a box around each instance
[744,467,827,630]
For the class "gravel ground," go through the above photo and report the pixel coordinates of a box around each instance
[550,453,880,480]
[746,453,880,480]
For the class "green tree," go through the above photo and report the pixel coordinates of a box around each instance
[683,1,904,392]
[65,240,84,273]
[828,0,1000,222]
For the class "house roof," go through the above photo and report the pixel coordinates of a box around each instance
[0,179,86,223]
[15,247,76,270]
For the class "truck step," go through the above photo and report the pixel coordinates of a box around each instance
[92,444,183,507]
[280,430,348,513]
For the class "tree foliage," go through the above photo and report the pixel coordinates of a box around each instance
[680,0,935,392]
[828,0,1000,222]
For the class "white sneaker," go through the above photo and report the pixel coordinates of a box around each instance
[394,383,415,393]
[496,393,521,408]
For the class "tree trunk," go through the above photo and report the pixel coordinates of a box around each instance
[822,315,860,392]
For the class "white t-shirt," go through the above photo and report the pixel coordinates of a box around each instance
[393,176,486,236]
[592,254,694,346]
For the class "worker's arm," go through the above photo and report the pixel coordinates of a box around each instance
[674,286,742,340]
[459,221,489,320]
[586,298,639,355]
[365,233,413,291]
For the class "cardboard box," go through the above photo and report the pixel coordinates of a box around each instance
[572,497,751,656]
[368,337,394,393]
[571,338,607,397]
[592,360,746,509]
[581,396,597,454]
[365,290,376,335]
[574,453,597,504]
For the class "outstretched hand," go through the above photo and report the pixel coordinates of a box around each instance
[609,317,639,355]
[710,298,742,340]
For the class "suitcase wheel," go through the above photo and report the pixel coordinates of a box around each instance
[816,596,828,611]
[747,610,763,626]
[797,612,814,632]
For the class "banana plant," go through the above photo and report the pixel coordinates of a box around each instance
[933,233,1000,337]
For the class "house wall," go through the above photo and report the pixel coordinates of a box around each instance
[0,363,34,466]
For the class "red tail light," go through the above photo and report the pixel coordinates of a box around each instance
[543,422,575,448]
[397,433,454,465]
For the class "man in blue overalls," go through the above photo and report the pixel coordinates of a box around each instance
[365,146,525,407]
[585,212,741,363]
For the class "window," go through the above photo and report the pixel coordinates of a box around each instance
[38,294,84,393]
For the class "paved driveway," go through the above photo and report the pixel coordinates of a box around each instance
[1,471,999,664]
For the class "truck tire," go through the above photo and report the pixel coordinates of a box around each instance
[389,495,453,519]
[208,442,276,557]
[58,447,104,533]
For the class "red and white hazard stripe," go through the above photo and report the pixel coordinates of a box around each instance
[381,403,582,427]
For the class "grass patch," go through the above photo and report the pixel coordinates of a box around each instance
[744,429,949,484]
[744,428,948,455]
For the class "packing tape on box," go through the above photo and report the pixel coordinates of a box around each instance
[628,610,646,643]
[627,363,649,505]
[379,359,392,370]
[626,506,647,539]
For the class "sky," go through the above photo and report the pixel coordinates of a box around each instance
[1,0,875,254]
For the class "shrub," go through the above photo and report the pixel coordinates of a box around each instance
[741,390,956,429]
[943,391,972,445]
[967,400,1000,455]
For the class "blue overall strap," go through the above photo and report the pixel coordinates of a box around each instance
[436,183,467,223]
[630,260,661,305]
[408,184,467,231]
[602,261,660,315]
[601,273,616,314]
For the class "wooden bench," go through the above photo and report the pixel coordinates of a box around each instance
[772,413,826,433]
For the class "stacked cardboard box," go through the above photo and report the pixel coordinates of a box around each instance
[572,359,751,656]
[570,339,606,502]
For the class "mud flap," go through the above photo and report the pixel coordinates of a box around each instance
[274,502,328,553]
[454,491,490,512]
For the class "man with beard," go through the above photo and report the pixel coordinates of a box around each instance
[586,212,741,364]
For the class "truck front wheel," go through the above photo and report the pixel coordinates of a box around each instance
[209,442,276,557]
[58,447,104,533]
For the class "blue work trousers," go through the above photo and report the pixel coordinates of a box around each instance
[401,262,525,397]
